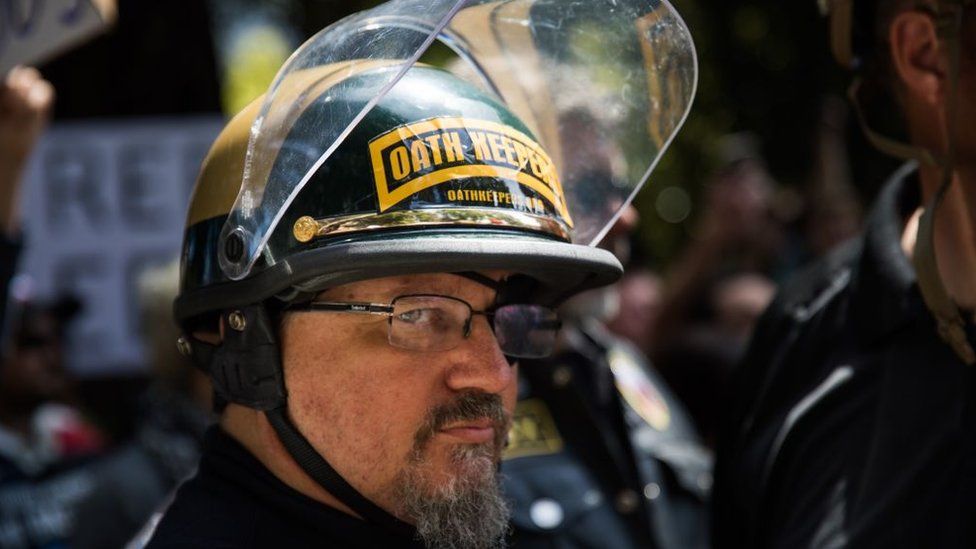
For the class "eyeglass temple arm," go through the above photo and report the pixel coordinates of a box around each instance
[305,302,394,315]
[454,271,503,290]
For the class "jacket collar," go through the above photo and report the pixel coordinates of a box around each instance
[852,162,925,344]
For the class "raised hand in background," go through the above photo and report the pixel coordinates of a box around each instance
[0,66,55,237]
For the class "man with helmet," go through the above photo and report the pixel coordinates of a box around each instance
[713,0,976,547]
[144,1,696,547]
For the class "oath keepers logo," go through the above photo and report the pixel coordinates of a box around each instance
[368,117,573,227]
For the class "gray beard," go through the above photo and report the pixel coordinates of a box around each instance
[390,391,512,548]
[393,443,510,549]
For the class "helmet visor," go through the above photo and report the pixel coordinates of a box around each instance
[218,0,697,280]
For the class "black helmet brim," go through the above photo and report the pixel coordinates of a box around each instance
[175,230,622,325]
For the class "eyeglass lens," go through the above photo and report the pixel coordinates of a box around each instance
[390,296,470,352]
[388,296,558,358]
[492,304,559,359]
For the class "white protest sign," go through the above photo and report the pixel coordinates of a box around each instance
[18,116,223,376]
[0,0,116,74]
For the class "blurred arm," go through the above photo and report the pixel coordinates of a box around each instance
[649,164,771,359]
[0,66,55,238]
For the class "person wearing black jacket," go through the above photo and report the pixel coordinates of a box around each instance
[713,0,976,547]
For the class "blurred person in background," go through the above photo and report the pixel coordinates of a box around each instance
[649,135,781,356]
[606,267,663,357]
[646,143,779,446]
[651,271,775,448]
[0,295,107,548]
[505,202,711,549]
[72,259,212,549]
[643,99,863,446]
[804,97,865,257]
[495,48,708,544]
[0,66,107,549]
[710,273,777,346]
[713,0,976,546]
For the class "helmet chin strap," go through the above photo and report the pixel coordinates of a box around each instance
[910,2,976,364]
[264,407,416,537]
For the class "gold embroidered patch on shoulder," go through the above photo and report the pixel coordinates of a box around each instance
[503,397,564,460]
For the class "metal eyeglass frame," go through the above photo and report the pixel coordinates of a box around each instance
[298,294,491,337]
[291,294,562,357]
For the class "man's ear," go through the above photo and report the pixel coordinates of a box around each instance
[889,9,948,107]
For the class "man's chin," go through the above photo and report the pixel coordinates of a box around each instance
[420,442,499,492]
[392,443,510,549]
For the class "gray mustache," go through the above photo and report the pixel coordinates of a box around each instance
[414,392,509,449]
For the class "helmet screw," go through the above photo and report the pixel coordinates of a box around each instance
[293,216,320,243]
[176,336,192,356]
[228,310,247,332]
[224,232,245,262]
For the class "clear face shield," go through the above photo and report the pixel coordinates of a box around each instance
[215,0,698,282]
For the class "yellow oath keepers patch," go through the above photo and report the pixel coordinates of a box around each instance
[368,116,573,227]
[503,398,564,460]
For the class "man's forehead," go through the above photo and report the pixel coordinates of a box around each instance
[315,271,511,301]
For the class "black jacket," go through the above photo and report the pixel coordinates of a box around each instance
[146,427,424,549]
[507,321,710,549]
[713,164,976,548]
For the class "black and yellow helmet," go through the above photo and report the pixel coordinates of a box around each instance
[177,62,623,330]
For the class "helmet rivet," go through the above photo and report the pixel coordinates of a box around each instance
[293,216,320,243]
[224,232,244,262]
[228,310,247,332]
[176,336,192,356]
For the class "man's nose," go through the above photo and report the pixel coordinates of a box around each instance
[444,316,514,394]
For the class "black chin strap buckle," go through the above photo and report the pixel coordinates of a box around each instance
[207,304,288,410]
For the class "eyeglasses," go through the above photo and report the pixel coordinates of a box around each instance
[293,294,561,359]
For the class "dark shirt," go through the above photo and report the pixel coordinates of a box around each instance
[146,426,424,549]
[713,163,976,548]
